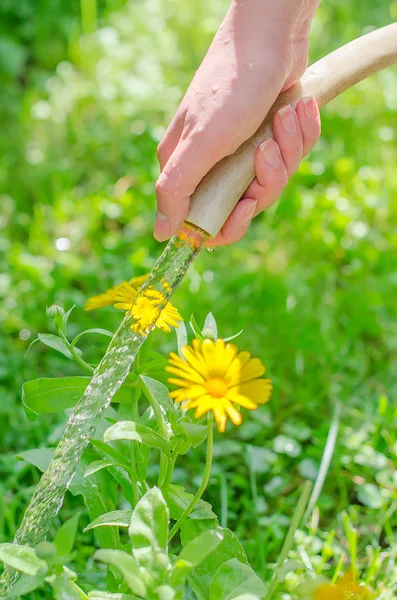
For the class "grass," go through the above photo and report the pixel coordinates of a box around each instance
[0,0,396,596]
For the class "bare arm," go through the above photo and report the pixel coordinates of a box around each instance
[155,0,321,245]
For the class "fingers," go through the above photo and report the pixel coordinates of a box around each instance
[208,198,257,247]
[241,97,320,217]
[296,96,321,156]
[211,97,320,245]
[273,105,303,177]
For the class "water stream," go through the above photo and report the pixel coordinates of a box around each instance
[0,222,209,594]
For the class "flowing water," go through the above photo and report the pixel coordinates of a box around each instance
[0,222,209,594]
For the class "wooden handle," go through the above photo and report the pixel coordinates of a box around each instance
[186,23,397,236]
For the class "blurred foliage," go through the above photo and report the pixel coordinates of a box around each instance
[1,0,397,595]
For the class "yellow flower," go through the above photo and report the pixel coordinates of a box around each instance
[315,573,375,600]
[84,274,182,334]
[166,338,272,432]
[114,282,183,334]
[84,274,149,311]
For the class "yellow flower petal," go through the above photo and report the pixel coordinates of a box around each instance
[232,379,273,404]
[166,338,271,432]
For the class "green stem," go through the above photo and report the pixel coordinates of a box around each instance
[169,413,213,541]
[141,381,170,487]
[59,331,94,374]
[265,481,312,600]
[72,582,88,599]
[131,391,140,506]
[163,442,182,488]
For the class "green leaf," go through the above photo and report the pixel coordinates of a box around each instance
[223,330,244,342]
[16,448,54,473]
[104,421,171,457]
[176,321,188,357]
[129,487,169,565]
[53,513,81,556]
[172,530,224,585]
[178,530,224,566]
[51,573,82,600]
[163,485,217,521]
[94,549,147,597]
[22,377,132,420]
[71,328,113,349]
[0,543,47,576]
[2,573,47,598]
[88,593,138,600]
[189,315,203,340]
[84,510,132,532]
[154,585,176,600]
[180,421,207,448]
[181,525,249,600]
[37,333,74,359]
[84,460,114,478]
[140,375,176,422]
[209,558,267,600]
[62,305,75,334]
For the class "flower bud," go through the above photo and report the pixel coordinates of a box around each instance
[46,304,65,330]
[201,327,217,341]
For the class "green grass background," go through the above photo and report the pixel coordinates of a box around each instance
[0,0,396,593]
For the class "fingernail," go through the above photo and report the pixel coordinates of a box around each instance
[243,200,257,227]
[154,211,170,241]
[260,139,281,168]
[302,96,316,119]
[279,106,297,133]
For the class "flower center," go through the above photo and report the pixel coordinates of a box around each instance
[206,378,228,398]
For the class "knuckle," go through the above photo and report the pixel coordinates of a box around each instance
[155,174,171,198]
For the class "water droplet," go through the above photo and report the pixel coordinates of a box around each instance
[212,86,218,94]
[224,38,231,45]
[247,62,254,72]
[207,246,216,253]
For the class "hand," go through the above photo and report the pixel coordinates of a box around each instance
[209,97,320,246]
[155,0,321,245]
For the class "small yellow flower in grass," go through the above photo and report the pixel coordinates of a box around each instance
[315,573,375,600]
[166,338,272,432]
[114,282,183,334]
[84,274,149,311]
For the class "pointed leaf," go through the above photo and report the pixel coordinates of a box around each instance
[181,524,249,600]
[104,421,170,457]
[22,377,132,420]
[71,328,113,349]
[94,549,146,597]
[0,544,47,576]
[129,487,169,563]
[179,530,224,566]
[189,315,203,340]
[51,573,82,600]
[172,530,224,586]
[163,485,216,521]
[176,321,188,357]
[37,334,74,359]
[209,558,267,600]
[53,513,81,556]
[2,572,47,598]
[140,375,176,422]
[84,510,132,532]
[84,460,114,478]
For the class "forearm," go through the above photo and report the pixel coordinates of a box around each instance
[231,0,321,38]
